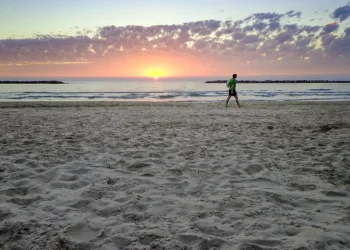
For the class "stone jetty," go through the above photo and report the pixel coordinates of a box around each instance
[0,81,67,84]
[205,80,350,83]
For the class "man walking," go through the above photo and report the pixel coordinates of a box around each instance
[226,74,240,107]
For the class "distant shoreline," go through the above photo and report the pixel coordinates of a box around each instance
[0,81,67,84]
[205,80,350,83]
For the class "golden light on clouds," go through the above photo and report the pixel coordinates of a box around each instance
[328,21,338,25]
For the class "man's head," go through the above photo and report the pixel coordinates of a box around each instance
[233,74,237,79]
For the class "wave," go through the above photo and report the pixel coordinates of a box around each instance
[1,88,350,102]
[308,88,333,91]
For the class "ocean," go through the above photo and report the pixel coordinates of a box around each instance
[0,77,349,102]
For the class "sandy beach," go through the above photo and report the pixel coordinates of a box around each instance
[0,101,349,250]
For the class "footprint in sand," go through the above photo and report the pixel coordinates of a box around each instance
[105,236,129,250]
[179,234,228,249]
[122,212,148,223]
[58,173,78,182]
[321,190,348,197]
[244,163,264,175]
[8,195,41,206]
[3,187,29,197]
[127,162,151,171]
[63,221,100,242]
[34,169,59,183]
[0,209,14,222]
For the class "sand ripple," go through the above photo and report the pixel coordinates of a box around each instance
[0,101,350,249]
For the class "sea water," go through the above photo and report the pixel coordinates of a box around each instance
[0,77,349,102]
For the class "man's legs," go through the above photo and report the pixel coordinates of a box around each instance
[234,95,240,107]
[226,95,231,107]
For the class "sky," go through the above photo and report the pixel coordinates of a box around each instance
[1,0,350,78]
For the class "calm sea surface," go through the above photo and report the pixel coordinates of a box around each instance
[0,77,349,102]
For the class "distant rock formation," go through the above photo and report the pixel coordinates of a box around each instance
[205,80,350,83]
[0,81,67,84]
[205,80,228,83]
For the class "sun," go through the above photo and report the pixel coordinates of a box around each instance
[144,67,167,79]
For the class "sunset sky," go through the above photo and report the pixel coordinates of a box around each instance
[1,0,350,78]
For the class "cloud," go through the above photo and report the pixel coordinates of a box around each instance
[269,22,281,31]
[295,36,312,47]
[0,36,97,64]
[1,4,349,76]
[301,25,321,33]
[275,31,294,43]
[233,32,245,40]
[241,35,260,44]
[328,35,350,55]
[322,27,350,56]
[345,27,350,36]
[322,34,336,46]
[286,10,302,19]
[252,22,268,31]
[332,3,350,22]
[253,13,283,22]
[322,22,340,34]
[284,24,299,33]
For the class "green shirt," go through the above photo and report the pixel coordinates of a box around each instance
[228,78,237,91]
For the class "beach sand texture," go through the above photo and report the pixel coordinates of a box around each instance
[0,101,350,250]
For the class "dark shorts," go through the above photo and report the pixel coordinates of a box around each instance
[229,90,237,96]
